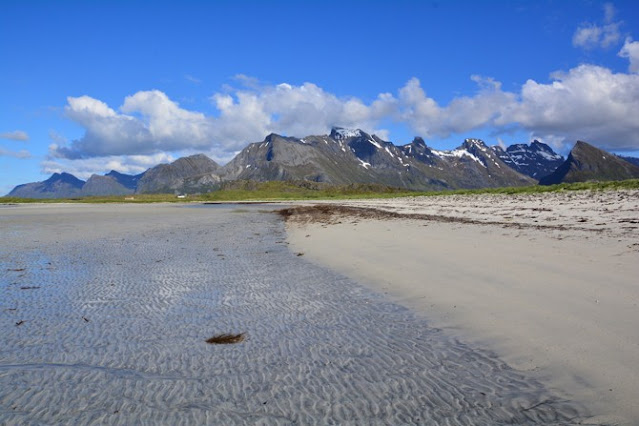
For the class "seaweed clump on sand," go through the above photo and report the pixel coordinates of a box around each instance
[206,333,246,344]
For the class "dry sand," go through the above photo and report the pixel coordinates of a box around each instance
[285,190,639,424]
[1,203,591,424]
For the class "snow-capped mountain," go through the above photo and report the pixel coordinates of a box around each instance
[221,128,533,191]
[19,128,639,198]
[490,141,564,180]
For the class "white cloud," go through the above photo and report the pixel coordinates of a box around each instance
[53,83,396,161]
[211,81,394,142]
[394,76,516,139]
[0,130,29,141]
[0,147,31,158]
[394,67,639,151]
[504,64,639,151]
[42,152,174,179]
[50,54,639,168]
[619,37,639,73]
[54,91,216,159]
[572,2,621,49]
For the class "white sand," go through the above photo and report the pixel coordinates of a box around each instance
[2,203,587,424]
[286,190,639,424]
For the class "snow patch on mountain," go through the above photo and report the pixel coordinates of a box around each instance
[357,158,371,169]
[368,137,382,149]
[332,127,363,139]
[432,148,486,167]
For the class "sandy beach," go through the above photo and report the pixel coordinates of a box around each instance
[0,202,593,424]
[285,189,639,424]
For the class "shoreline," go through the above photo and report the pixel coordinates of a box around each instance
[284,191,639,424]
[1,203,590,424]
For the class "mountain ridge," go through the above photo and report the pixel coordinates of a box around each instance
[6,129,637,198]
[539,141,639,185]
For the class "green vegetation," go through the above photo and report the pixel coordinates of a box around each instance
[414,178,639,197]
[2,179,638,204]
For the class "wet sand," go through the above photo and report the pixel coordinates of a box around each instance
[285,190,639,425]
[0,203,589,424]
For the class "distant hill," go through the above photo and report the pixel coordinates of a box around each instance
[539,141,639,185]
[105,170,144,190]
[491,141,564,180]
[7,170,143,198]
[82,175,134,196]
[8,172,85,199]
[618,155,639,168]
[136,154,221,194]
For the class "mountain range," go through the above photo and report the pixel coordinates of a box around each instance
[6,128,639,198]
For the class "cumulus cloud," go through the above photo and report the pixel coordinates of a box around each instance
[392,67,639,152]
[396,76,517,139]
[210,81,394,143]
[573,2,621,49]
[53,91,216,159]
[391,67,639,151]
[52,83,396,161]
[503,64,639,151]
[0,147,31,158]
[51,52,639,166]
[0,130,29,141]
[619,37,639,72]
[42,152,174,179]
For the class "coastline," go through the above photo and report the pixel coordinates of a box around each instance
[284,190,639,424]
[1,202,591,424]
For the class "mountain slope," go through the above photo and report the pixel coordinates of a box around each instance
[221,128,534,190]
[8,172,85,199]
[619,155,639,168]
[105,170,144,190]
[220,130,422,188]
[21,132,636,198]
[136,154,222,194]
[539,141,639,185]
[491,141,564,179]
[82,175,134,196]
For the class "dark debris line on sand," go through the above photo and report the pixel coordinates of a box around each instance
[205,333,246,344]
[277,204,603,234]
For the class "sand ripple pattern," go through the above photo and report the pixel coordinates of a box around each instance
[0,204,588,424]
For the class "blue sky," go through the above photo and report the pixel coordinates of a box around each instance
[2,0,639,193]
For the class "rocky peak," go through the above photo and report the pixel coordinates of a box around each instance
[330,127,363,140]
[529,141,563,159]
[491,140,564,180]
[264,133,279,143]
[105,170,143,190]
[411,137,426,146]
[171,154,220,174]
[462,138,488,151]
[45,172,85,188]
[539,140,639,185]
[401,137,435,164]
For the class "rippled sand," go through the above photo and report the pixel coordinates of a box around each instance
[1,203,588,424]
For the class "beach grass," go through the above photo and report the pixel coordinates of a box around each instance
[2,179,638,204]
